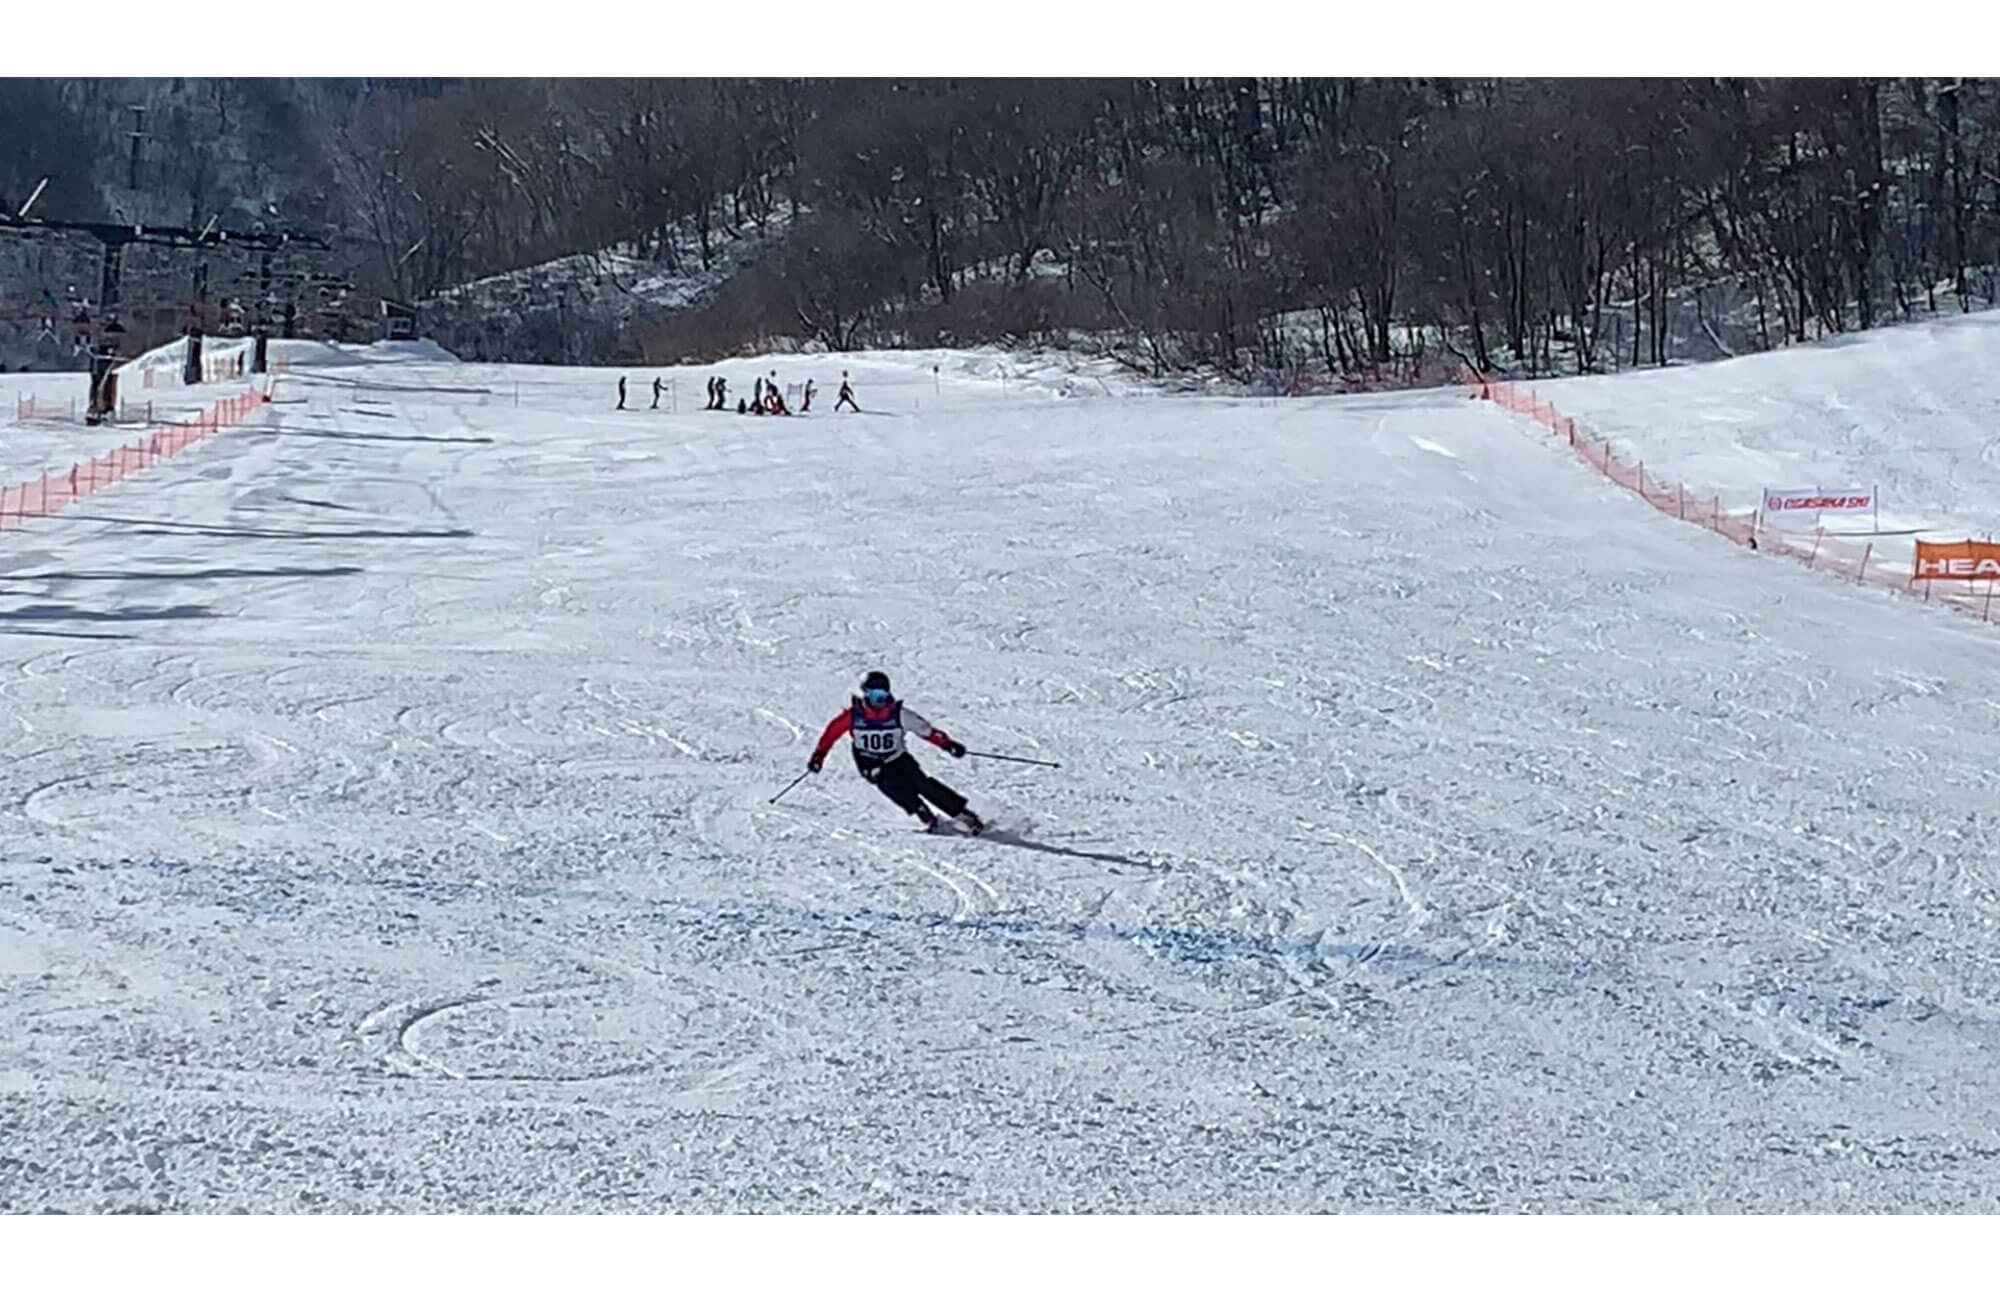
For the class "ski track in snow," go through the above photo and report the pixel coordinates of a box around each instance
[2,339,2000,1211]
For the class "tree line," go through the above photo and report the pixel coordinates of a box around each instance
[4,78,1998,377]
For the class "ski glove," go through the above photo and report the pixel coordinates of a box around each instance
[945,740,966,758]
[807,753,824,773]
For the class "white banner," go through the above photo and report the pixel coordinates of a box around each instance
[1761,486,1877,528]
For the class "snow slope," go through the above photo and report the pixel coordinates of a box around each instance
[0,339,264,482]
[1517,309,2000,563]
[3,342,2000,1212]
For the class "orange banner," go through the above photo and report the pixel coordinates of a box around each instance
[1913,540,2000,580]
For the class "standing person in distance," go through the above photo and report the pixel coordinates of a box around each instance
[805,671,984,833]
[835,371,860,412]
[616,375,627,410]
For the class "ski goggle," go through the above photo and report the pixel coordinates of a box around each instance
[862,686,891,705]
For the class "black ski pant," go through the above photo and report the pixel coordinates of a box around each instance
[860,752,966,819]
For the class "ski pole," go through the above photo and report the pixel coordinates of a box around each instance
[968,751,1061,768]
[769,769,811,804]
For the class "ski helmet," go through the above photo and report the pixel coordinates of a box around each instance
[861,670,891,701]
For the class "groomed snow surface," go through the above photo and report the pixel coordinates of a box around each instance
[3,329,2000,1213]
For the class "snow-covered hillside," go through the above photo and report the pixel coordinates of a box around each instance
[419,216,792,364]
[1517,309,2000,545]
[3,337,1999,1212]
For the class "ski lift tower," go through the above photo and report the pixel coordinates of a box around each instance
[125,105,147,191]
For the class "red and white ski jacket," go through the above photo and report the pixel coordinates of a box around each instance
[812,699,956,765]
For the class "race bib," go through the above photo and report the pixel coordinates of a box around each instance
[851,726,905,759]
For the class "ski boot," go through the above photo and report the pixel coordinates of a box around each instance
[915,807,941,832]
[956,809,985,835]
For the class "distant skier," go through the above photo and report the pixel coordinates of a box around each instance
[651,377,663,410]
[835,372,860,412]
[801,378,816,413]
[715,377,729,411]
[617,375,627,410]
[806,670,983,833]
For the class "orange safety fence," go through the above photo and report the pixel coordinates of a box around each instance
[14,393,78,423]
[135,349,267,389]
[14,392,157,424]
[0,383,270,533]
[22,345,258,423]
[201,352,249,383]
[1463,369,2000,627]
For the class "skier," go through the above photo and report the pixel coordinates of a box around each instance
[651,377,663,410]
[801,378,816,413]
[617,375,627,410]
[806,670,984,833]
[835,371,860,412]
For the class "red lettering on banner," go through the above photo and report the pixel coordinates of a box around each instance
[1770,495,1872,510]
